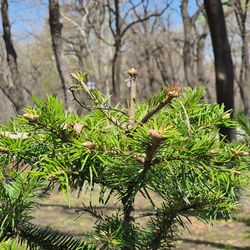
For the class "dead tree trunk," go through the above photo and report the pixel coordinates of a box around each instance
[49,0,70,110]
[1,0,26,114]
[205,0,234,140]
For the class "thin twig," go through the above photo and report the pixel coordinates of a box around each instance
[69,87,91,111]
[0,131,29,140]
[88,106,129,117]
[75,202,105,221]
[141,85,179,123]
[81,84,125,129]
[69,87,128,116]
[128,68,137,123]
[180,101,192,136]
[134,211,157,219]
[141,96,175,123]
[82,145,145,164]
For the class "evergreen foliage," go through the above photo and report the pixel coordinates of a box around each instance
[236,113,250,144]
[0,72,248,249]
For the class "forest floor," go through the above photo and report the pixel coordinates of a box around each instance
[31,187,250,250]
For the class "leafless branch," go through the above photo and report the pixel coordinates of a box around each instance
[121,3,171,38]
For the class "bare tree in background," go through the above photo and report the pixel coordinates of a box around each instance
[130,1,163,93]
[1,0,26,114]
[131,12,183,95]
[195,18,208,86]
[205,0,234,140]
[104,0,171,100]
[231,0,250,115]
[62,1,103,81]
[49,0,70,110]
[180,0,204,87]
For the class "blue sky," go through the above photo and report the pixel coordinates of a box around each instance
[6,0,199,42]
[8,0,48,40]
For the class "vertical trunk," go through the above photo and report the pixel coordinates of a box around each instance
[238,29,249,115]
[111,51,122,101]
[155,53,170,84]
[1,0,26,113]
[196,28,208,86]
[205,0,234,140]
[111,0,122,101]
[111,48,120,100]
[181,0,195,87]
[233,0,250,115]
[121,198,135,250]
[49,0,69,109]
[196,24,211,101]
[142,11,155,93]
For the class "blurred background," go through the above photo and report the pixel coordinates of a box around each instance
[0,1,249,249]
[0,0,249,121]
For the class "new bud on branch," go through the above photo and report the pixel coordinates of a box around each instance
[128,68,138,123]
[127,67,138,78]
[23,113,39,123]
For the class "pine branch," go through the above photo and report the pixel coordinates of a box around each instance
[75,202,105,221]
[123,129,164,204]
[134,211,157,219]
[18,222,95,250]
[0,131,29,140]
[141,85,179,123]
[120,129,164,246]
[148,197,225,249]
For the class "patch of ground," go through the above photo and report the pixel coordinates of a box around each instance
[31,189,250,249]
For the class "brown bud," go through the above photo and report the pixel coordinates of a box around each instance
[70,123,84,135]
[70,72,78,81]
[127,68,138,78]
[23,113,39,123]
[148,129,162,139]
[222,114,230,120]
[0,131,29,140]
[168,84,179,97]
[230,148,249,156]
[0,146,9,153]
[82,141,95,150]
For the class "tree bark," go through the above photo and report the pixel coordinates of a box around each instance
[181,0,195,87]
[195,23,211,101]
[196,26,208,86]
[205,0,234,140]
[180,0,204,87]
[1,0,26,114]
[110,0,122,101]
[49,0,70,110]
[232,0,249,115]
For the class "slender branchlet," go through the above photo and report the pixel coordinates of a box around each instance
[141,84,179,123]
[70,73,125,129]
[128,67,138,124]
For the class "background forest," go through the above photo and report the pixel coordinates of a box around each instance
[0,1,250,249]
[0,0,249,121]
